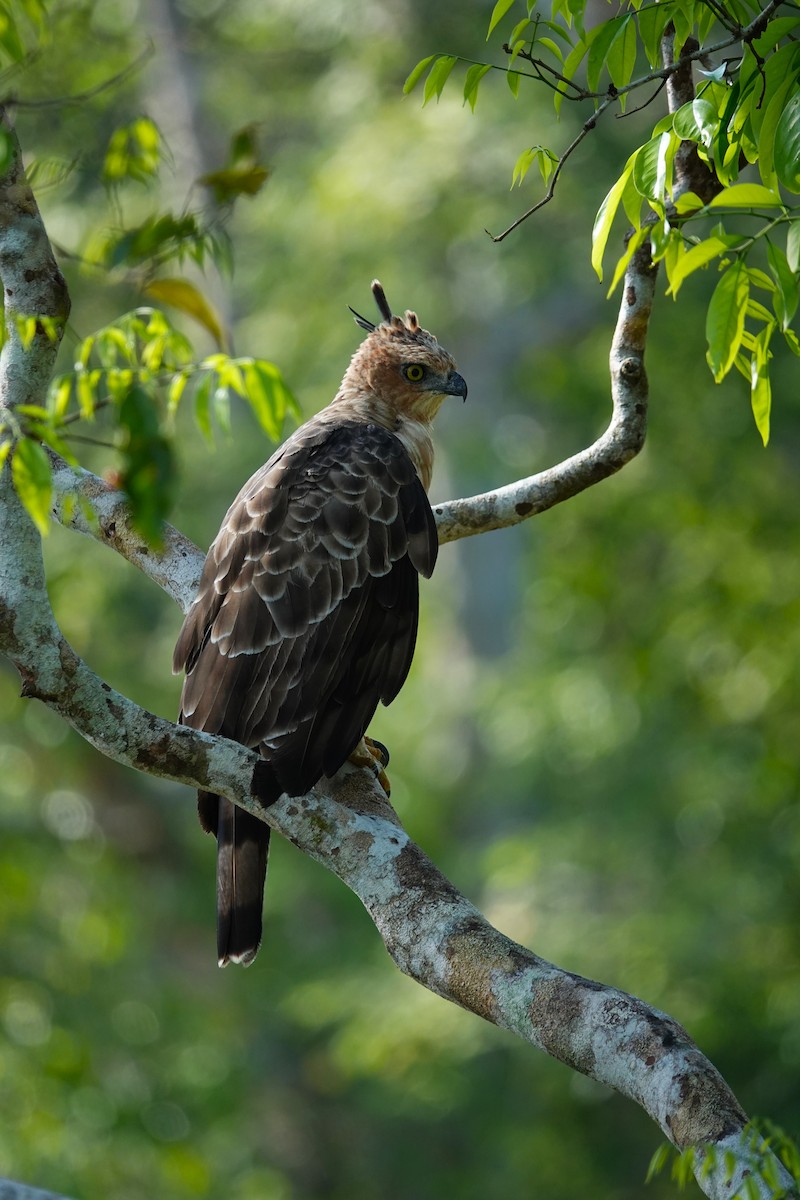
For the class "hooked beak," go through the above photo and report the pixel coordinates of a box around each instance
[445,371,468,401]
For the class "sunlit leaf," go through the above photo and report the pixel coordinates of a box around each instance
[591,160,634,281]
[103,117,161,184]
[506,69,521,97]
[554,36,587,115]
[144,278,226,349]
[606,15,636,94]
[487,0,517,39]
[538,36,564,62]
[632,132,673,204]
[403,55,436,94]
[755,75,795,191]
[463,63,491,111]
[750,325,773,446]
[244,361,295,441]
[787,221,800,273]
[606,226,648,297]
[766,241,798,330]
[708,183,784,209]
[636,3,673,67]
[774,92,800,193]
[423,55,457,105]
[706,260,749,382]
[586,17,625,93]
[667,234,732,296]
[673,99,718,149]
[117,385,176,545]
[12,437,52,537]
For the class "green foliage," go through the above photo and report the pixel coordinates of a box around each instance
[10,436,52,536]
[199,125,270,206]
[407,2,800,444]
[103,117,162,185]
[1,307,296,540]
[647,1122,800,1197]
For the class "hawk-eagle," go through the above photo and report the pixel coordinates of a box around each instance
[174,281,467,965]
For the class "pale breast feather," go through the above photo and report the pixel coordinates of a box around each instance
[174,419,438,797]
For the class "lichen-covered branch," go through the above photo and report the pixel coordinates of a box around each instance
[0,1179,74,1200]
[48,452,204,612]
[435,242,654,544]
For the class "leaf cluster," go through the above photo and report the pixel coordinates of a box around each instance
[1,307,298,543]
[405,0,800,444]
[647,1121,800,1198]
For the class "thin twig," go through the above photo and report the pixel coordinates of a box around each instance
[616,78,667,118]
[1,43,154,110]
[487,97,615,241]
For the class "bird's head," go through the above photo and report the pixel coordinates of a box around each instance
[341,280,467,424]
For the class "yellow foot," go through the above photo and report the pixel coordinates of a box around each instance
[349,737,391,797]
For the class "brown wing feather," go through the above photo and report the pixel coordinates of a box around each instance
[176,420,436,775]
[174,419,437,964]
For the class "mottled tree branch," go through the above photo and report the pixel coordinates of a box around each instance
[0,103,797,1200]
[0,1181,74,1200]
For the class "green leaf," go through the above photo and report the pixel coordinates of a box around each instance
[752,15,800,55]
[103,117,161,184]
[666,234,733,296]
[403,55,436,94]
[646,1143,672,1184]
[673,99,718,149]
[117,385,176,545]
[487,0,517,39]
[606,226,648,297]
[463,63,491,111]
[756,75,796,191]
[506,69,521,97]
[766,241,798,330]
[636,4,672,67]
[674,193,705,217]
[775,92,800,193]
[591,160,634,281]
[708,184,784,209]
[193,373,213,444]
[0,439,11,474]
[706,260,749,383]
[200,163,270,204]
[511,147,537,188]
[554,36,587,115]
[787,221,800,273]
[632,132,673,204]
[750,325,773,446]
[538,36,564,62]
[243,361,295,441]
[167,371,190,414]
[423,55,457,105]
[586,17,625,94]
[144,278,226,349]
[12,438,52,537]
[197,124,271,204]
[606,16,636,94]
[0,8,26,62]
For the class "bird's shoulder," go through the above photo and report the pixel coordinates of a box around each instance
[173,416,437,675]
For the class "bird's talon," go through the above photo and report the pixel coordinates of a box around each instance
[349,737,392,797]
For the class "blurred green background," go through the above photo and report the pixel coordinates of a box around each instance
[1,0,799,1197]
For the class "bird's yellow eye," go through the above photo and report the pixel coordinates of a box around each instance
[403,364,426,382]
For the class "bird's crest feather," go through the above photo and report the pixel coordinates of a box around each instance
[349,280,421,337]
